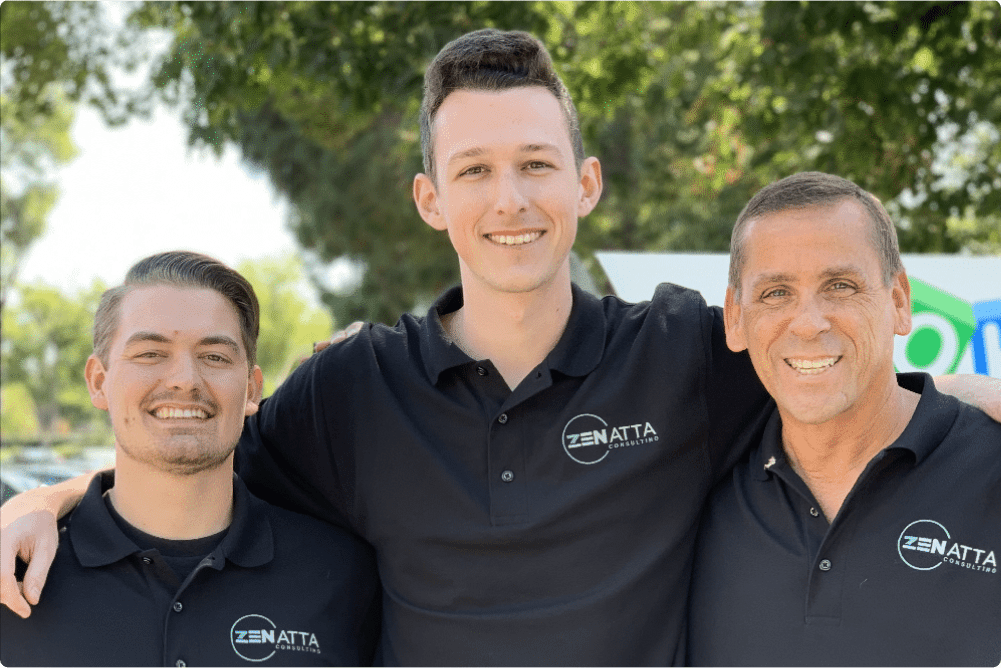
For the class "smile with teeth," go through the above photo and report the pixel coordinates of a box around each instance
[785,356,841,375]
[485,231,543,246]
[151,407,210,419]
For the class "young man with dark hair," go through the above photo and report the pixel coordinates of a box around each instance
[0,252,381,666]
[3,31,998,667]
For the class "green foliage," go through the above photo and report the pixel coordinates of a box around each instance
[0,280,106,436]
[0,1,148,312]
[9,2,1000,324]
[236,254,334,395]
[0,382,39,439]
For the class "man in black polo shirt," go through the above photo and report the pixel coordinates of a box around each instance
[3,32,999,667]
[687,172,1001,666]
[0,252,380,666]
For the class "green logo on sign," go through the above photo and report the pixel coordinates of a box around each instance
[894,278,976,375]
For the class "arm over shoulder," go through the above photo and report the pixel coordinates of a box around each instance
[237,330,371,529]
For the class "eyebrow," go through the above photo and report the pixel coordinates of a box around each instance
[446,143,562,165]
[123,331,241,353]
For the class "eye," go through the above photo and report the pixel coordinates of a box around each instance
[202,353,232,364]
[458,165,486,177]
[761,287,789,301]
[134,351,164,360]
[827,281,857,293]
[525,160,552,170]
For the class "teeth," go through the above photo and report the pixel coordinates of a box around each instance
[488,231,542,246]
[786,357,839,375]
[153,407,209,419]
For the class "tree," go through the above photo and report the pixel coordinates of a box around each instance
[0,281,105,439]
[0,1,150,313]
[14,2,1000,323]
[237,254,333,395]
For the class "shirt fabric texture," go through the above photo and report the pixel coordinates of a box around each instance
[0,472,381,667]
[687,372,1001,666]
[237,282,769,666]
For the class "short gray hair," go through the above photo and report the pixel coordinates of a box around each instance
[728,172,903,296]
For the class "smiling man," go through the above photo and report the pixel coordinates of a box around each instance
[687,172,1001,666]
[0,252,380,666]
[4,32,1000,667]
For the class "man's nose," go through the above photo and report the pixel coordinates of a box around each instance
[165,354,201,391]
[789,296,832,339]
[493,168,529,216]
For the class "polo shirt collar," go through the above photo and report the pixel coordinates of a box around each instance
[752,372,956,482]
[882,372,958,465]
[420,283,606,385]
[70,470,273,569]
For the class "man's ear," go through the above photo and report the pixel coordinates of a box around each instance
[85,355,110,411]
[724,286,748,353]
[577,156,603,217]
[245,365,264,416]
[414,173,446,231]
[891,270,912,336]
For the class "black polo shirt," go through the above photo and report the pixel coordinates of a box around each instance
[687,373,1001,667]
[237,282,769,666]
[0,472,381,667]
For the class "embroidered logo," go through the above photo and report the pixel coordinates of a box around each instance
[897,519,997,574]
[230,614,321,662]
[561,413,659,465]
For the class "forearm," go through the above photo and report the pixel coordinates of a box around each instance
[0,470,96,528]
[934,374,1001,422]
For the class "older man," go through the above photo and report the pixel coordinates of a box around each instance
[687,172,1001,666]
[0,252,380,666]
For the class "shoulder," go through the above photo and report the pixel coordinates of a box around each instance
[247,489,375,564]
[599,282,713,337]
[947,400,1001,467]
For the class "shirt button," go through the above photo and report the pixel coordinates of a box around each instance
[819,559,832,571]
[501,470,515,483]
[176,661,186,668]
[476,365,488,376]
[142,556,152,565]
[498,413,508,424]
[173,601,183,612]
[810,507,820,517]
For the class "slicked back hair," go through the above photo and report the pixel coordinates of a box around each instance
[420,28,584,184]
[93,251,260,368]
[728,172,904,297]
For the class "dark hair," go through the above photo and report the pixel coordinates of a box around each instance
[419,28,584,183]
[93,251,260,368]
[728,172,903,296]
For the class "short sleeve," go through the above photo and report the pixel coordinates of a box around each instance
[702,305,772,485]
[236,337,362,531]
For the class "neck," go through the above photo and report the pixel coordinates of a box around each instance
[109,449,235,540]
[781,377,920,521]
[446,269,574,390]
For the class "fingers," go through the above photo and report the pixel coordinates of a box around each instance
[313,321,365,354]
[0,545,31,618]
[21,519,58,607]
[0,510,59,617]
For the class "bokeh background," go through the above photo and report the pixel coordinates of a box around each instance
[2,1,999,491]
